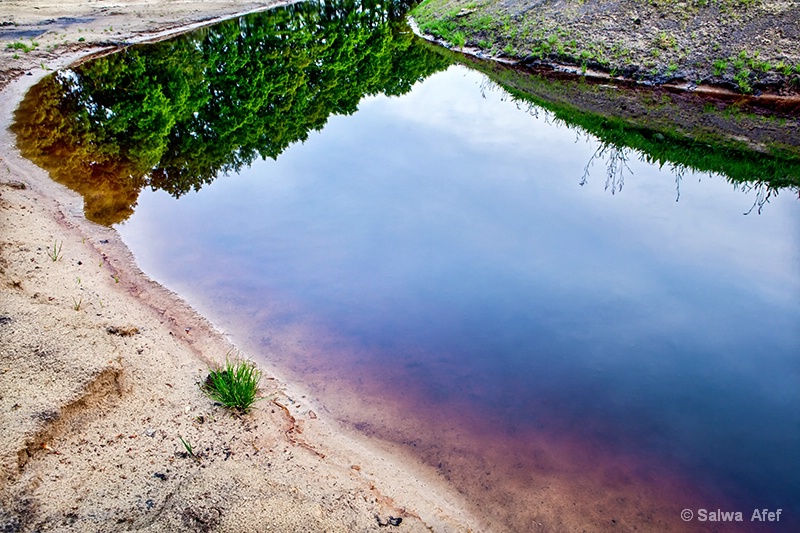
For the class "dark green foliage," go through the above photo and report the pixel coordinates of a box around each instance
[12,0,452,225]
[203,358,262,414]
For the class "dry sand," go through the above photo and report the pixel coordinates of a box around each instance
[0,2,483,531]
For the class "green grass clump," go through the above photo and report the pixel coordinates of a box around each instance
[203,358,262,414]
[6,40,38,53]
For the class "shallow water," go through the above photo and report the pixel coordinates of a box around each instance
[114,65,800,529]
[13,1,800,529]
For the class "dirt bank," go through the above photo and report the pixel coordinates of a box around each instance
[0,2,481,531]
[412,0,800,95]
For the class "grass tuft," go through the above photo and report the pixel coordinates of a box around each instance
[48,240,63,262]
[203,357,262,414]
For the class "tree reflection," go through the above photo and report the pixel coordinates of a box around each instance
[475,69,799,210]
[12,0,451,225]
[739,181,778,215]
[454,52,800,209]
[560,101,798,209]
[579,142,631,195]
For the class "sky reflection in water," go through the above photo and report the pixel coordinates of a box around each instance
[118,66,800,524]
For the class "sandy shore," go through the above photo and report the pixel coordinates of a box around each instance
[0,2,481,531]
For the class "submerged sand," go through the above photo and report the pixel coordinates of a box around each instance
[0,2,482,531]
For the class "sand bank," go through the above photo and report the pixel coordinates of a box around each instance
[0,2,481,531]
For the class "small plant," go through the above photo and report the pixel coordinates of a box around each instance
[178,436,196,458]
[203,357,262,414]
[713,58,728,76]
[775,61,792,75]
[734,66,753,93]
[72,296,82,311]
[6,40,38,53]
[48,240,63,261]
[78,37,85,42]
[656,31,677,50]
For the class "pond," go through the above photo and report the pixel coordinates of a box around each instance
[13,0,800,530]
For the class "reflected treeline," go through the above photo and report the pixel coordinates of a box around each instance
[12,0,451,225]
[15,0,800,224]
[450,49,800,209]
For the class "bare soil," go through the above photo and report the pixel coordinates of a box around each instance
[412,0,800,96]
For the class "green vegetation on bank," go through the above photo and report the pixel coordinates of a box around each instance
[413,0,621,71]
[411,0,800,93]
[6,40,39,53]
[203,358,263,414]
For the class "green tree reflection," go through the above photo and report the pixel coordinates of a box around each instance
[12,0,452,225]
[454,54,800,209]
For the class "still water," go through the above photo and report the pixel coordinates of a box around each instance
[13,1,800,529]
[118,65,800,529]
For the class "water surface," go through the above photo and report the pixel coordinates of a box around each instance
[13,2,800,530]
[118,66,800,530]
